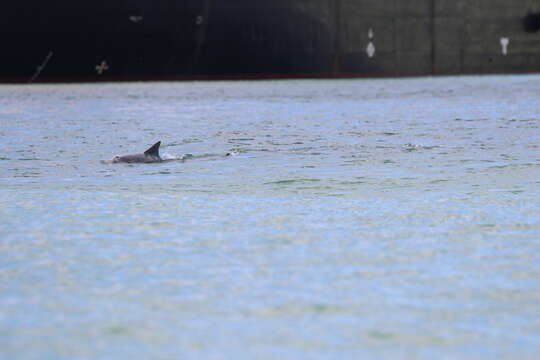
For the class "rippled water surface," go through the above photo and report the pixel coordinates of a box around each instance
[1,76,539,359]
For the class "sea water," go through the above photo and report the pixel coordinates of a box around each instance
[1,76,539,359]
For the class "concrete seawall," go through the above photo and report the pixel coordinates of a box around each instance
[332,0,540,75]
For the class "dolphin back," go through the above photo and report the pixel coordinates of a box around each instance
[144,141,161,158]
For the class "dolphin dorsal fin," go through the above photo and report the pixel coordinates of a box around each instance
[144,141,161,157]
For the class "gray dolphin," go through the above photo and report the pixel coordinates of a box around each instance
[112,141,162,163]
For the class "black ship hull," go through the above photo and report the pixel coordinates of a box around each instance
[3,1,540,83]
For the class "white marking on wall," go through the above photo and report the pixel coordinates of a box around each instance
[196,15,204,25]
[95,61,109,75]
[129,16,143,23]
[500,37,510,55]
[366,28,375,58]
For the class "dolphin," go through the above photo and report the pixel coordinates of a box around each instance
[112,141,163,163]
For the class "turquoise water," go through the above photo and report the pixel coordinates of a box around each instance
[1,76,539,359]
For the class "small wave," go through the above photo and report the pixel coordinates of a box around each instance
[161,153,193,161]
[402,143,439,152]
[229,138,255,142]
[17,157,47,161]
[264,178,320,185]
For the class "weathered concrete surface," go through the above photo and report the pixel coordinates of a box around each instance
[337,0,540,75]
